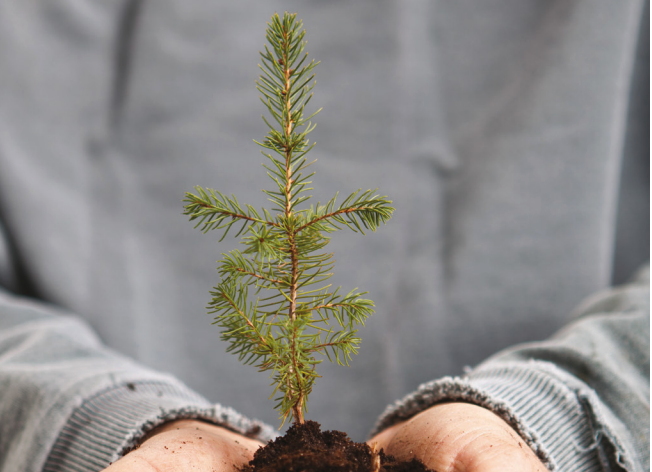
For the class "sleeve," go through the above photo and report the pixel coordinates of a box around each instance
[0,287,275,472]
[371,266,650,472]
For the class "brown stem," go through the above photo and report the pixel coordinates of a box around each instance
[283,36,298,328]
[291,393,304,425]
[283,51,294,219]
[281,33,304,425]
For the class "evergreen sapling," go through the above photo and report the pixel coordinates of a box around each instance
[183,12,393,427]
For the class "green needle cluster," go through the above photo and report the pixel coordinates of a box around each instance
[183,12,393,426]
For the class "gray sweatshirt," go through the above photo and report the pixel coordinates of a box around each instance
[0,1,648,471]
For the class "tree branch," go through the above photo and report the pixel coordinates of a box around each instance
[194,201,280,227]
[294,206,372,234]
[220,292,270,348]
[306,339,351,353]
[233,267,288,286]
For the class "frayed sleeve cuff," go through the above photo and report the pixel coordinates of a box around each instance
[371,362,636,472]
[43,379,275,471]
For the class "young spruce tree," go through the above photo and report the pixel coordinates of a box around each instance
[183,12,393,426]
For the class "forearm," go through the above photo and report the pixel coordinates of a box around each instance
[0,288,273,472]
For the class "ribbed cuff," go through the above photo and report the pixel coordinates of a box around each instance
[43,380,275,472]
[371,361,628,472]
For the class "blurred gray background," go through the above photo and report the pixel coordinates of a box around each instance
[0,0,648,440]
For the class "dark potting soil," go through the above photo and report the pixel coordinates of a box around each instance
[241,420,434,472]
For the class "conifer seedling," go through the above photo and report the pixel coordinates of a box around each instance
[183,12,393,427]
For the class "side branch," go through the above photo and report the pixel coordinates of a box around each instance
[306,339,351,353]
[234,267,288,286]
[196,202,275,225]
[221,292,270,348]
[307,302,357,314]
[183,188,281,238]
[294,206,372,234]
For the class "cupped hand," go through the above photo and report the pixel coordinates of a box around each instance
[103,419,264,472]
[370,402,547,472]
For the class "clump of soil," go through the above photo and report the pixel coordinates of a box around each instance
[241,420,434,472]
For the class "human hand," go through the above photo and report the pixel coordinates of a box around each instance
[102,419,264,472]
[370,403,547,472]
